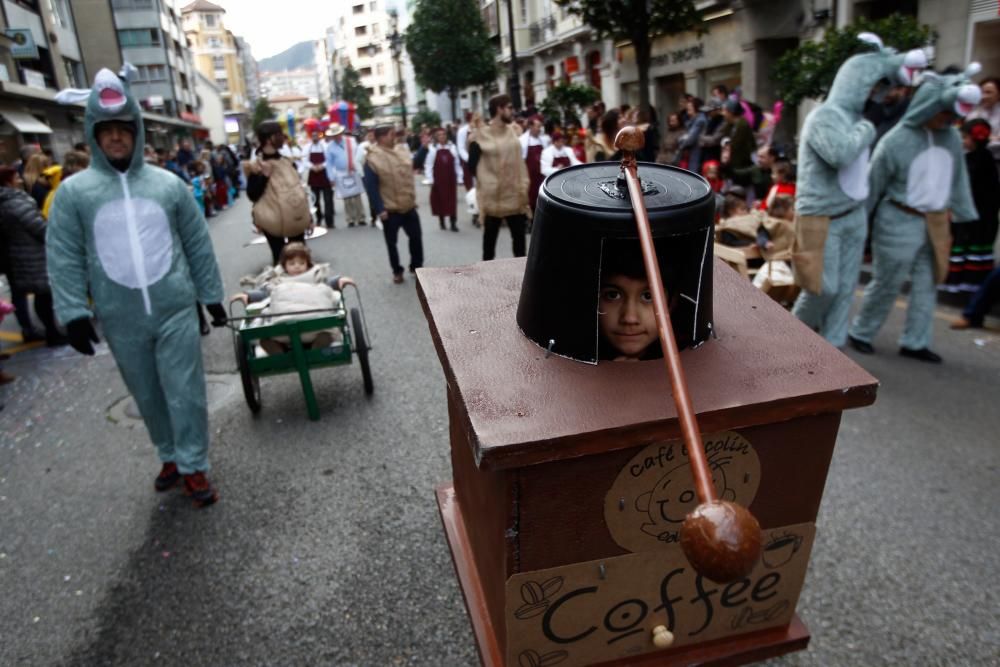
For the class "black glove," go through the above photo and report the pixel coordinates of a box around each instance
[206,303,228,327]
[66,318,99,356]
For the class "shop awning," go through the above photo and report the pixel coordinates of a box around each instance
[0,109,52,134]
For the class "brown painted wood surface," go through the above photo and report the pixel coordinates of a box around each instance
[514,414,840,571]
[448,386,514,651]
[437,483,811,667]
[416,258,877,471]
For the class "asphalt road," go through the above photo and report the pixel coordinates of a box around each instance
[1,184,998,667]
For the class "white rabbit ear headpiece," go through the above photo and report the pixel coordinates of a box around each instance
[857,32,884,49]
[54,88,91,105]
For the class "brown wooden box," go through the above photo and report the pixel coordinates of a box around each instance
[417,258,878,667]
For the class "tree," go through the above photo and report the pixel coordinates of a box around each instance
[410,108,442,133]
[772,14,935,106]
[538,82,601,126]
[251,97,275,132]
[554,0,703,116]
[339,64,374,121]
[406,0,498,120]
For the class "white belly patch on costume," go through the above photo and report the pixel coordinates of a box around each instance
[94,197,173,291]
[906,146,952,212]
[838,146,870,201]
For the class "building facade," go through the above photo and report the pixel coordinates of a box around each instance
[259,68,320,101]
[193,69,224,144]
[470,0,994,131]
[328,0,399,116]
[235,35,259,106]
[181,0,247,114]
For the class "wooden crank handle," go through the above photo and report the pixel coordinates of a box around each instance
[614,127,761,583]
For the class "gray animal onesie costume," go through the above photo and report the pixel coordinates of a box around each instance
[791,34,927,346]
[849,66,982,353]
[47,68,224,474]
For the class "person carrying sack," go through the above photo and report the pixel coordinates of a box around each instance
[325,124,367,227]
[244,120,312,266]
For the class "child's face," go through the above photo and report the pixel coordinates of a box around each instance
[284,256,309,276]
[771,169,784,183]
[599,275,658,360]
[705,165,719,179]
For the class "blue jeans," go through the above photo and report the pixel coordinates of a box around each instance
[383,209,423,275]
[963,264,1000,326]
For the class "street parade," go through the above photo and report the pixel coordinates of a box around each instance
[0,1,998,665]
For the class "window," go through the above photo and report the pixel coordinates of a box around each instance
[375,62,384,75]
[118,29,162,47]
[50,0,72,28]
[369,1,376,9]
[519,0,527,24]
[63,57,85,88]
[112,0,154,8]
[207,36,222,48]
[352,4,363,14]
[355,25,367,36]
[203,13,216,27]
[212,55,225,70]
[359,67,372,77]
[135,64,167,81]
[372,23,380,38]
[378,85,385,95]
[216,76,228,88]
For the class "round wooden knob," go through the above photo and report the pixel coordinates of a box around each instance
[652,625,674,649]
[680,500,762,583]
[614,126,645,152]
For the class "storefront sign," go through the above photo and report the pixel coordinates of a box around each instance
[604,432,761,553]
[505,523,815,666]
[5,29,38,60]
[649,42,705,69]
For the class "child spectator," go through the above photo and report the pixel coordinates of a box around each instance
[759,160,796,211]
[232,243,355,356]
[187,160,213,218]
[701,159,724,192]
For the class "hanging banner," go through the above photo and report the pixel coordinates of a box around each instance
[5,29,38,60]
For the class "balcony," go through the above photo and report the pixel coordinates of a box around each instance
[527,15,557,48]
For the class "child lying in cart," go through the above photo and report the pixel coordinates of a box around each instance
[232,243,355,356]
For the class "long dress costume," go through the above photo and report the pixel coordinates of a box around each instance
[426,141,462,218]
[47,69,224,474]
[849,68,981,351]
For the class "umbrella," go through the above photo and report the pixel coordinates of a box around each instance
[329,101,358,131]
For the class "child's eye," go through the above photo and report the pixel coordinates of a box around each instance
[600,288,622,301]
[641,290,654,303]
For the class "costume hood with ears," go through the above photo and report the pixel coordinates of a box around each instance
[84,66,146,174]
[825,32,930,113]
[902,63,983,127]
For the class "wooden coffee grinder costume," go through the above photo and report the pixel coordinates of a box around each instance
[417,129,878,666]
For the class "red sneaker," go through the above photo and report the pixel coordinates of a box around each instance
[154,462,180,492]
[183,471,219,507]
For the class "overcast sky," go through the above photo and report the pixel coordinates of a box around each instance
[217,0,335,61]
[217,0,407,61]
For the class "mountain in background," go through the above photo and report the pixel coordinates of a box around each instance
[258,41,314,72]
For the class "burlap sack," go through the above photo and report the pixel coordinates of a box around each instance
[924,211,950,284]
[792,214,829,294]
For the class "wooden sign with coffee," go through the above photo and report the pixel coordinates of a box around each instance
[505,523,815,666]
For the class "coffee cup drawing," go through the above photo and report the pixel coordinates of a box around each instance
[761,532,803,569]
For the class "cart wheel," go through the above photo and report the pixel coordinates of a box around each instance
[351,307,374,395]
[235,334,262,413]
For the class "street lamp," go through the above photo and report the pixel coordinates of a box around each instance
[388,10,407,129]
[505,0,522,109]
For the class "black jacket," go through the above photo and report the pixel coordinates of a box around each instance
[0,186,50,293]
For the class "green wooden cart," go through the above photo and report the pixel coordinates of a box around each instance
[228,285,373,421]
